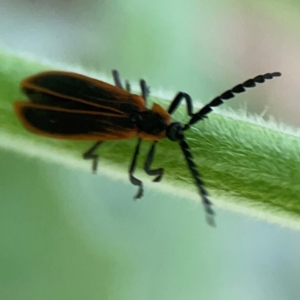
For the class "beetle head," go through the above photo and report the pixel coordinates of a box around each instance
[166,122,184,141]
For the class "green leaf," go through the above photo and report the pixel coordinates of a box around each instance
[1,50,299,229]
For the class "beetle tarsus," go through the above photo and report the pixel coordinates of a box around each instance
[206,213,216,227]
[133,185,144,200]
[83,141,103,173]
[130,174,143,200]
[153,173,163,182]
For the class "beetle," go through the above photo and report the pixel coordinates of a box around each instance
[14,70,281,224]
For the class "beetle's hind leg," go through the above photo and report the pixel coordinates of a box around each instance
[112,69,150,103]
[83,141,103,173]
[112,70,124,90]
[144,141,164,182]
[112,70,132,93]
[140,79,150,104]
[129,138,144,199]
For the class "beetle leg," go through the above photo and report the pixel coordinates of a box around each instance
[144,141,163,182]
[167,92,194,116]
[140,79,150,105]
[129,138,143,199]
[112,70,124,90]
[112,70,135,93]
[112,69,150,104]
[83,141,103,173]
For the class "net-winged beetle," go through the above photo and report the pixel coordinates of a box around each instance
[14,70,281,224]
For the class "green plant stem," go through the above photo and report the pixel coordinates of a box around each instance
[1,50,300,229]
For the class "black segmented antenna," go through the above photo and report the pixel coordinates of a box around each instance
[186,72,281,128]
[179,134,215,226]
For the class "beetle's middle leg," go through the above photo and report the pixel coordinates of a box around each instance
[144,141,163,182]
[129,138,144,199]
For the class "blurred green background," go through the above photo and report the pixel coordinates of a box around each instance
[1,0,300,299]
